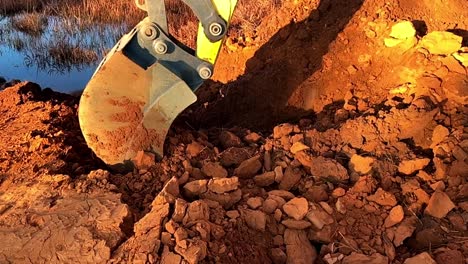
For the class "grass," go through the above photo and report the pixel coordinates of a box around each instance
[0,0,281,38]
[10,12,48,36]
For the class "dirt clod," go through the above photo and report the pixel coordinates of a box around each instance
[424,191,456,218]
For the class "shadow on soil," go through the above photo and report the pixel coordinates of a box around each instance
[189,0,365,131]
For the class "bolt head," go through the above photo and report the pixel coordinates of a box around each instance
[199,67,212,79]
[142,24,158,40]
[153,40,168,55]
[209,23,223,37]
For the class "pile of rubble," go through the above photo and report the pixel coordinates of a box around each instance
[106,91,467,263]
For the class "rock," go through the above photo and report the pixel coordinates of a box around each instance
[323,253,345,264]
[271,248,287,264]
[132,151,156,170]
[279,166,303,190]
[282,219,311,229]
[244,132,262,143]
[173,199,188,223]
[367,188,397,206]
[0,76,6,85]
[161,233,174,246]
[342,252,389,264]
[332,188,346,198]
[242,209,266,231]
[273,123,295,139]
[161,246,182,264]
[393,217,418,246]
[135,203,170,236]
[283,198,308,220]
[319,202,334,215]
[403,252,436,264]
[219,147,250,167]
[254,171,276,187]
[207,177,239,194]
[183,180,208,197]
[308,225,333,243]
[201,162,228,178]
[398,158,431,175]
[389,21,416,40]
[263,198,279,214]
[201,189,242,209]
[179,171,190,185]
[274,166,284,183]
[433,158,449,180]
[349,154,374,175]
[430,181,445,191]
[401,180,429,205]
[219,131,242,148]
[274,209,283,222]
[226,210,240,219]
[186,141,205,157]
[174,240,208,264]
[247,197,264,209]
[420,31,462,55]
[284,229,317,264]
[165,220,178,234]
[306,204,334,230]
[335,198,347,214]
[384,205,404,228]
[234,155,262,178]
[351,175,377,194]
[306,156,349,182]
[194,221,211,243]
[174,228,188,245]
[417,170,433,182]
[183,201,209,225]
[425,191,455,218]
[452,146,468,162]
[384,21,417,49]
[290,142,310,154]
[453,50,468,67]
[435,249,464,264]
[153,177,180,205]
[304,185,329,202]
[431,125,450,148]
[269,190,295,200]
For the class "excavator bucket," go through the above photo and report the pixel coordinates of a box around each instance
[79,51,196,166]
[78,0,237,166]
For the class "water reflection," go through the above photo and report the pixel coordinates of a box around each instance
[0,14,128,93]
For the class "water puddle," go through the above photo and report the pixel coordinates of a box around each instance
[0,14,129,93]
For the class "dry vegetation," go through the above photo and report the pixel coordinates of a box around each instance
[1,0,281,39]
[10,12,47,36]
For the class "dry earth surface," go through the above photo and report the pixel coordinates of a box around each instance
[0,0,467,263]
